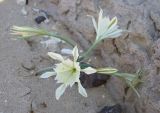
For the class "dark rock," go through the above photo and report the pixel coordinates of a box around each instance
[35,16,46,24]
[26,0,28,5]
[80,72,110,88]
[98,104,122,113]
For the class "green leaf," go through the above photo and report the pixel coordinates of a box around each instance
[40,71,56,78]
[97,67,118,74]
[112,73,136,81]
[108,17,117,29]
[80,62,92,69]
[127,81,140,98]
[112,72,142,97]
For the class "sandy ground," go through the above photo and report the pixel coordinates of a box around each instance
[0,1,114,113]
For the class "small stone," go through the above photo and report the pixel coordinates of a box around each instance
[61,48,72,55]
[98,104,122,113]
[41,38,61,48]
[4,100,7,103]
[76,0,81,5]
[35,16,46,24]
[21,7,28,16]
[80,50,83,53]
[26,0,28,5]
[44,19,50,24]
[102,94,105,99]
[17,0,26,6]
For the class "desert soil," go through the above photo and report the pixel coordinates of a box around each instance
[1,0,160,113]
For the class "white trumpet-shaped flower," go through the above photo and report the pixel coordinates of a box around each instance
[10,26,48,38]
[91,9,123,42]
[40,46,97,100]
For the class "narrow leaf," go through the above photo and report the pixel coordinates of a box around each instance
[40,71,56,78]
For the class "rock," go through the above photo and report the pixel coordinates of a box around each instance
[61,48,72,55]
[40,38,61,52]
[35,16,46,24]
[17,0,26,6]
[98,104,122,113]
[80,72,110,88]
[21,7,28,16]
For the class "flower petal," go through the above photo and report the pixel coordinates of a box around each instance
[55,60,80,86]
[98,8,103,30]
[108,17,117,29]
[90,16,97,33]
[72,46,79,61]
[55,84,67,100]
[40,71,56,78]
[81,67,97,74]
[48,52,64,61]
[78,81,87,97]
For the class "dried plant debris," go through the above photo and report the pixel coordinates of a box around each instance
[98,104,122,113]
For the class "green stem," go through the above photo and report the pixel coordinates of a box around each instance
[35,67,54,76]
[80,40,99,61]
[47,32,76,47]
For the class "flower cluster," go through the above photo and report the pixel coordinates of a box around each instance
[40,46,97,100]
[11,9,141,100]
[91,9,123,42]
[10,26,48,38]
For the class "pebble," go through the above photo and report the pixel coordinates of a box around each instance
[4,100,7,103]
[61,48,72,55]
[17,0,26,6]
[102,94,105,99]
[35,16,46,24]
[21,7,28,16]
[44,19,50,24]
[41,38,61,48]
[98,104,122,113]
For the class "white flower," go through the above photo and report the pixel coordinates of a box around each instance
[90,9,123,42]
[40,46,97,100]
[10,26,48,38]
